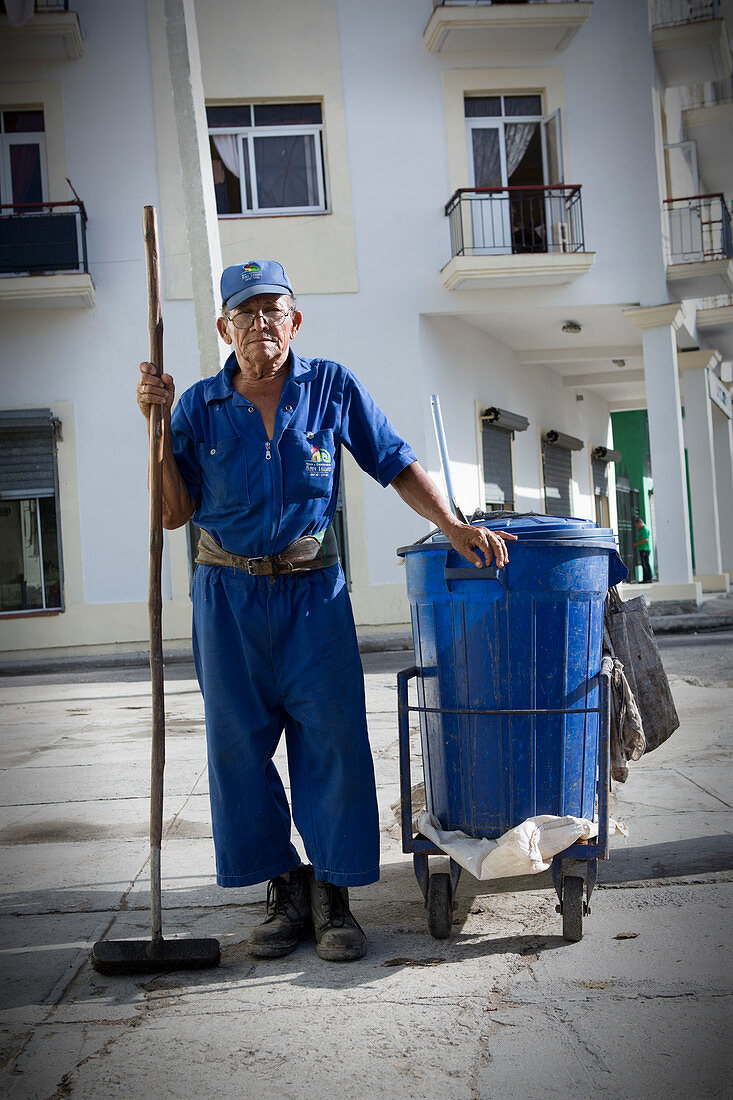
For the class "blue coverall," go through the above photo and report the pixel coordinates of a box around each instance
[171,351,416,888]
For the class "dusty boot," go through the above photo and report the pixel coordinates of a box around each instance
[247,865,313,958]
[310,878,367,961]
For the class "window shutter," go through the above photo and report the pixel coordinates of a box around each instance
[543,442,572,516]
[592,456,608,498]
[0,410,57,500]
[481,423,514,508]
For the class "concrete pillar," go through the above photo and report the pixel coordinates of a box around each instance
[713,404,733,573]
[680,357,727,590]
[163,0,224,378]
[623,305,700,603]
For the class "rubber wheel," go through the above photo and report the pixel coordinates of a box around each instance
[562,876,584,942]
[427,873,452,939]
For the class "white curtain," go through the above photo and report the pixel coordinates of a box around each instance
[5,0,34,26]
[212,135,240,177]
[504,123,536,180]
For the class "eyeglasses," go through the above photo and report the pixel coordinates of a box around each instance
[228,306,292,330]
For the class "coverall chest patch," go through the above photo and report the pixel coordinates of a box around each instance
[282,428,335,501]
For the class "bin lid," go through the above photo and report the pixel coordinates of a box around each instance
[397,514,628,584]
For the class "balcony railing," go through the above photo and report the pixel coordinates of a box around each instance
[0,200,88,276]
[680,76,733,108]
[445,185,585,258]
[433,1,580,6]
[651,0,718,27]
[0,1,69,12]
[665,193,733,264]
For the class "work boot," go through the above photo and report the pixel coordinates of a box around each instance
[247,865,313,958]
[310,878,367,961]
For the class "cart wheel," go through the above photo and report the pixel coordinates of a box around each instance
[562,876,584,942]
[427,873,453,939]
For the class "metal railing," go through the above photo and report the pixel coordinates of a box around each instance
[433,1,580,7]
[651,0,718,27]
[0,200,88,276]
[664,193,733,264]
[445,184,585,258]
[680,76,733,109]
[0,1,69,11]
[697,292,733,309]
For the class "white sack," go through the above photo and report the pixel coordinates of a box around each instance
[416,810,628,881]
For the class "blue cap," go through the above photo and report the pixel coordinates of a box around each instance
[220,260,293,310]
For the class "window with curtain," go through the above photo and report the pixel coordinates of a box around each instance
[207,102,327,216]
[0,109,46,210]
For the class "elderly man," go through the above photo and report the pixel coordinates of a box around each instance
[137,260,514,962]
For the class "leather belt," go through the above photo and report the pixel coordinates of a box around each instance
[195,527,339,576]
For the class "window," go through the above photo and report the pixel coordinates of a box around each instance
[543,442,572,517]
[481,424,514,510]
[480,407,528,512]
[0,409,63,615]
[542,431,583,518]
[207,102,327,216]
[464,94,565,255]
[592,457,610,527]
[0,108,47,209]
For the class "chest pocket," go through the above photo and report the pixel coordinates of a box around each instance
[197,437,250,510]
[281,428,336,502]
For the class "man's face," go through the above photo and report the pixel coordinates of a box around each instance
[217,292,302,378]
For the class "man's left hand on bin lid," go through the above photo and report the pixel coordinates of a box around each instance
[134,257,517,967]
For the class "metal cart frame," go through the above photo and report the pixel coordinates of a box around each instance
[397,654,613,941]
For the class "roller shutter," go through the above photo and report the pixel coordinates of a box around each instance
[592,457,608,499]
[0,410,57,500]
[481,423,514,509]
[543,442,572,516]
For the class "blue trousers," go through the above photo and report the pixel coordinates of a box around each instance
[191,562,380,888]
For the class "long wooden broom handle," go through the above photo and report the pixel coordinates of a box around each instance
[143,205,165,942]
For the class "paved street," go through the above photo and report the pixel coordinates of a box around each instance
[0,635,731,1099]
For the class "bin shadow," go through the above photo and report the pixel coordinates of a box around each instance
[598,834,733,883]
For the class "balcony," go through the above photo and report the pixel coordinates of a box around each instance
[441,185,595,290]
[681,77,733,194]
[696,294,733,359]
[0,200,94,309]
[0,1,83,61]
[665,193,733,297]
[651,0,731,86]
[423,0,592,54]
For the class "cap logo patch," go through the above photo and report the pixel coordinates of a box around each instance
[242,262,262,282]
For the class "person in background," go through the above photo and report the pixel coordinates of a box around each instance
[633,516,653,584]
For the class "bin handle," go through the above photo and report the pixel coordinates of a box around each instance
[445,564,502,582]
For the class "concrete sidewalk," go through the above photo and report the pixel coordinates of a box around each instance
[0,645,731,1099]
[2,589,732,679]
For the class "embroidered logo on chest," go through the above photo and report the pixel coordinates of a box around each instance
[305,444,332,478]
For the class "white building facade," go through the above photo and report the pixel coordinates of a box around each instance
[0,0,731,661]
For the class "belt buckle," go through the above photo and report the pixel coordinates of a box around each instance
[246,556,272,576]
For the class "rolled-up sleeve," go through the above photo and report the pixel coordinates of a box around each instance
[170,401,202,508]
[339,370,417,487]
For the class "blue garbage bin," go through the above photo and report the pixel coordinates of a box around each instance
[398,515,627,837]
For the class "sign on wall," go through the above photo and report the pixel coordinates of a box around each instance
[707,369,732,419]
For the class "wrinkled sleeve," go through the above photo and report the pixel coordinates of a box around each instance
[340,369,417,487]
[170,400,202,508]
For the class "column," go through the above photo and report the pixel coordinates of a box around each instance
[623,305,700,603]
[679,352,728,590]
[713,402,733,574]
[163,0,224,378]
